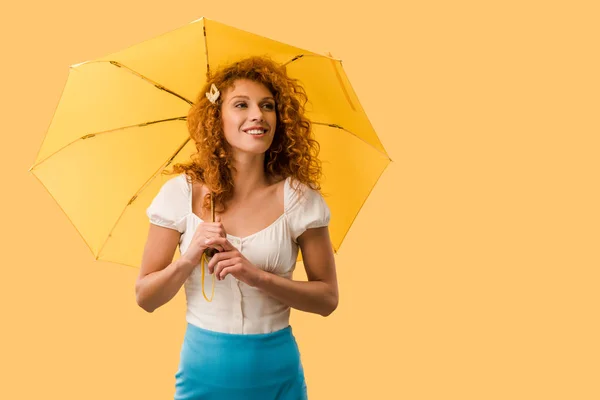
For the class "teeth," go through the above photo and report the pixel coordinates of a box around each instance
[246,129,266,135]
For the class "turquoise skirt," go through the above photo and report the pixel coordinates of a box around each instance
[174,322,308,400]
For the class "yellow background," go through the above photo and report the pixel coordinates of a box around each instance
[3,1,599,399]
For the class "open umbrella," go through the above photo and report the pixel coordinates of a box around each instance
[28,16,392,268]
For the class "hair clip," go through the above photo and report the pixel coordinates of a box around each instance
[205,83,220,104]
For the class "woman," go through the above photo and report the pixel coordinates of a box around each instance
[135,56,338,399]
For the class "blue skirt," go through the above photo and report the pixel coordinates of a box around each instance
[174,323,308,400]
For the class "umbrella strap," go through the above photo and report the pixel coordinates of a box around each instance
[200,252,215,302]
[199,193,216,302]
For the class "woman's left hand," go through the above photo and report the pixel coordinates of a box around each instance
[205,237,265,287]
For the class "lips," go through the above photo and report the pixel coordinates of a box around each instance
[243,126,269,133]
[243,126,269,137]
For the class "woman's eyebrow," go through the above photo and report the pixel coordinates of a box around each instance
[229,95,275,102]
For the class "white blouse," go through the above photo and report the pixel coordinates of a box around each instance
[146,174,331,334]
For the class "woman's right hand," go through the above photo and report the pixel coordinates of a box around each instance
[181,215,227,266]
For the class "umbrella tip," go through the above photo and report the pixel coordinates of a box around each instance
[70,61,89,68]
[325,52,342,63]
[190,16,205,24]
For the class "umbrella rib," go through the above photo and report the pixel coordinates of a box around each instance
[283,54,305,66]
[202,19,211,78]
[95,136,192,260]
[283,53,355,112]
[282,52,340,67]
[29,117,187,171]
[107,61,194,106]
[327,55,356,112]
[312,122,392,160]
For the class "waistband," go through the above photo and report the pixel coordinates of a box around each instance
[185,322,294,342]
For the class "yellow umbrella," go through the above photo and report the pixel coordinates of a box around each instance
[28,17,392,268]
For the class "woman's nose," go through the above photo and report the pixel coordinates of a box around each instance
[249,104,264,121]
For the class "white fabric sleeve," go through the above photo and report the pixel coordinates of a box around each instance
[288,183,331,243]
[145,175,188,233]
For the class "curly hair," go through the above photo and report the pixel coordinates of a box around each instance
[166,55,323,215]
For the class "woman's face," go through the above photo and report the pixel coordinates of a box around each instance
[220,79,277,156]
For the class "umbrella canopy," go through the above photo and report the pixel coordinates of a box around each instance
[29,17,391,268]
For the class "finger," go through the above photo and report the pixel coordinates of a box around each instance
[205,244,224,257]
[206,232,224,240]
[203,226,224,234]
[207,253,219,274]
[214,258,237,280]
[219,259,242,280]
[204,225,227,237]
[214,216,227,235]
[207,253,224,274]
[204,237,225,252]
[205,237,235,251]
[219,266,235,281]
[207,250,236,272]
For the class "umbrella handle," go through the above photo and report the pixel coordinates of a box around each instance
[201,193,217,302]
[205,194,218,257]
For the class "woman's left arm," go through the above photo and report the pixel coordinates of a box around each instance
[255,226,339,316]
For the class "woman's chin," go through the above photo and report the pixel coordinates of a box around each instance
[230,144,272,157]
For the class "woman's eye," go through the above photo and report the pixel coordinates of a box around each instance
[234,102,274,110]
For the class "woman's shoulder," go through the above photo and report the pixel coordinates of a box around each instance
[190,176,208,198]
[284,178,330,242]
[285,177,327,213]
[151,173,190,198]
[146,173,191,232]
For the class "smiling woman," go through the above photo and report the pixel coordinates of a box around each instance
[221,80,278,150]
[177,56,323,216]
[135,56,338,400]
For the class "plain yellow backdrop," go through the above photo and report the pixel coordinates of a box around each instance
[3,1,599,399]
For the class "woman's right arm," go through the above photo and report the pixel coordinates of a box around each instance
[135,224,196,313]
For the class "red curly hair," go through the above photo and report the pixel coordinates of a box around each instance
[166,56,323,215]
